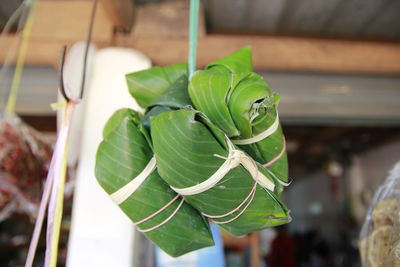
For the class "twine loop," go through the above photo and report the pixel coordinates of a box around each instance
[171,137,275,196]
[233,111,279,145]
[107,157,184,233]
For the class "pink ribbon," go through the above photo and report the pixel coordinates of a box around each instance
[263,136,286,168]
[25,101,76,267]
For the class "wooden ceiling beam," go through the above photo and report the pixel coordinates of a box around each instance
[131,35,400,74]
[99,0,135,31]
[127,1,400,74]
[3,33,400,75]
[1,1,400,74]
[31,0,114,43]
[0,0,113,67]
[0,34,109,67]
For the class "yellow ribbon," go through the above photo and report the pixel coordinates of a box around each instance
[5,0,37,115]
[47,100,75,267]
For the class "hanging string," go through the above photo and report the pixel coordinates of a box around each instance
[45,101,74,267]
[46,1,97,265]
[0,0,33,116]
[25,1,97,266]
[0,1,26,50]
[188,0,200,80]
[79,0,97,100]
[5,0,37,115]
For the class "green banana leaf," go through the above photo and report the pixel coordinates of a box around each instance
[141,106,172,131]
[95,108,214,257]
[148,75,192,109]
[151,109,290,236]
[126,63,190,109]
[140,74,193,131]
[126,63,193,132]
[188,47,289,186]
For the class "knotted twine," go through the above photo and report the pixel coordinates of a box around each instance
[108,135,277,230]
[232,110,289,182]
[171,137,276,224]
[232,111,280,145]
[108,156,184,233]
[110,109,291,228]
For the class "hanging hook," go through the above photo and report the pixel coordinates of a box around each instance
[58,45,69,102]
[80,0,97,100]
[58,0,98,102]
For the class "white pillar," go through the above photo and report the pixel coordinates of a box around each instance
[66,47,151,267]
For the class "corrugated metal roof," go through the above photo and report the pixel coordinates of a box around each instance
[1,0,399,40]
[204,0,400,40]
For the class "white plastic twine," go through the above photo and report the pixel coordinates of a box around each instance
[169,137,277,225]
[233,111,290,184]
[108,156,184,233]
[171,137,275,196]
[110,157,156,205]
[232,112,279,145]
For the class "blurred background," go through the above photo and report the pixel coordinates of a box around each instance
[0,0,399,266]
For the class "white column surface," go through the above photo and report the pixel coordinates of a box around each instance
[66,47,151,267]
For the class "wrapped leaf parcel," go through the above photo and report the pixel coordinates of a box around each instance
[188,47,289,189]
[95,46,291,256]
[151,109,290,236]
[95,109,213,257]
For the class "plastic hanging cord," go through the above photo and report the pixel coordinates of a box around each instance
[5,0,37,115]
[24,101,74,267]
[45,1,97,266]
[0,0,32,115]
[25,1,97,265]
[188,0,199,80]
[45,102,74,267]
[0,1,26,50]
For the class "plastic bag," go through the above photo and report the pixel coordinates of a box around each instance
[359,161,400,266]
[0,114,52,221]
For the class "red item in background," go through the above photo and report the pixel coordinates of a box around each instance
[267,226,297,267]
[0,115,52,221]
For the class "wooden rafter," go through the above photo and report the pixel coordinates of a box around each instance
[99,0,134,31]
[131,35,400,74]
[1,0,400,75]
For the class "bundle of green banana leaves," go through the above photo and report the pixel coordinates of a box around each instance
[95,46,291,257]
[188,47,289,191]
[95,109,213,257]
[151,108,289,236]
